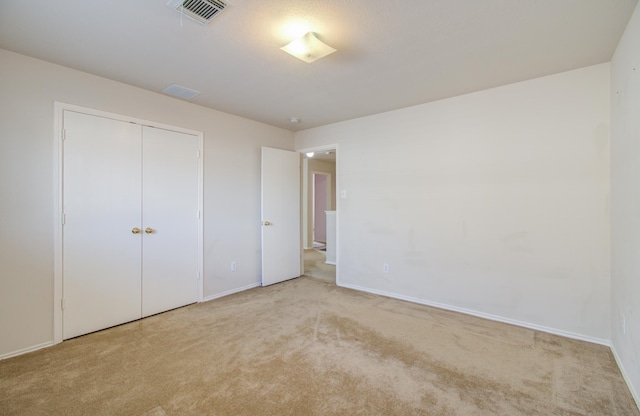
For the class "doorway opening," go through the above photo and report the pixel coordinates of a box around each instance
[301,147,337,284]
[312,172,331,247]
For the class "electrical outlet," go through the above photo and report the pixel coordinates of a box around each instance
[231,261,237,272]
[383,263,390,273]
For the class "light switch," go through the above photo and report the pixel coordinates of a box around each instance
[341,190,347,199]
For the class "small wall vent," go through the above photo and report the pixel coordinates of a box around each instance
[167,0,231,25]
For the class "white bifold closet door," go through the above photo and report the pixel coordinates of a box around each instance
[62,110,199,340]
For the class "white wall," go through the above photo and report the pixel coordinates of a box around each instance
[0,49,294,358]
[296,64,611,342]
[611,1,640,404]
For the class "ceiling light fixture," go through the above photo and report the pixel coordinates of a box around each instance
[306,152,315,158]
[280,32,336,64]
[289,117,301,124]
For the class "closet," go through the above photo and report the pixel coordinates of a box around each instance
[60,108,202,340]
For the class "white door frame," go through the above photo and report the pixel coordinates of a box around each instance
[53,102,204,344]
[298,144,340,285]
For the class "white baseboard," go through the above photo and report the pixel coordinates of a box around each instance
[611,345,640,411]
[0,341,54,361]
[338,282,611,346]
[202,282,261,303]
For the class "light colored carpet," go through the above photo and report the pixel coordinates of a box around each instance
[0,277,637,415]
[304,248,336,283]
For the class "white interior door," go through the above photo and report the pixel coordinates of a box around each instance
[141,126,200,317]
[261,147,301,286]
[62,111,143,339]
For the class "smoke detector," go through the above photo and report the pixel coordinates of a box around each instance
[167,0,231,25]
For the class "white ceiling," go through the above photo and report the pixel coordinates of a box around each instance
[0,0,637,131]
[307,150,336,163]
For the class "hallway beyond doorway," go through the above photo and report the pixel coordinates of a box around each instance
[303,249,335,283]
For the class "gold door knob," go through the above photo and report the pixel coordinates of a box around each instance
[131,227,141,234]
[263,221,272,226]
[145,227,154,234]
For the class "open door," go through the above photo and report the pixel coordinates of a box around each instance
[261,147,301,286]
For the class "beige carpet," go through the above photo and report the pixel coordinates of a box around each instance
[0,277,637,416]
[304,248,336,283]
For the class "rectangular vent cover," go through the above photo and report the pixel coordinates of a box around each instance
[162,84,201,100]
[168,0,230,25]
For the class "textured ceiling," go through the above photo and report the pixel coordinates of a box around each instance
[0,0,637,131]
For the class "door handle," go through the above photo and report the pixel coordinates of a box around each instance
[263,221,272,226]
[131,227,141,234]
[145,227,154,234]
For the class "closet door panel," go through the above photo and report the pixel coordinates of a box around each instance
[62,111,143,339]
[141,127,199,317]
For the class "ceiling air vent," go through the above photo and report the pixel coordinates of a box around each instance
[168,0,231,25]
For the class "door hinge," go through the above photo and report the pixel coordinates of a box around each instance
[61,129,66,141]
[61,213,66,225]
[197,272,201,281]
[196,150,200,159]
[61,298,65,310]
[197,210,200,219]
